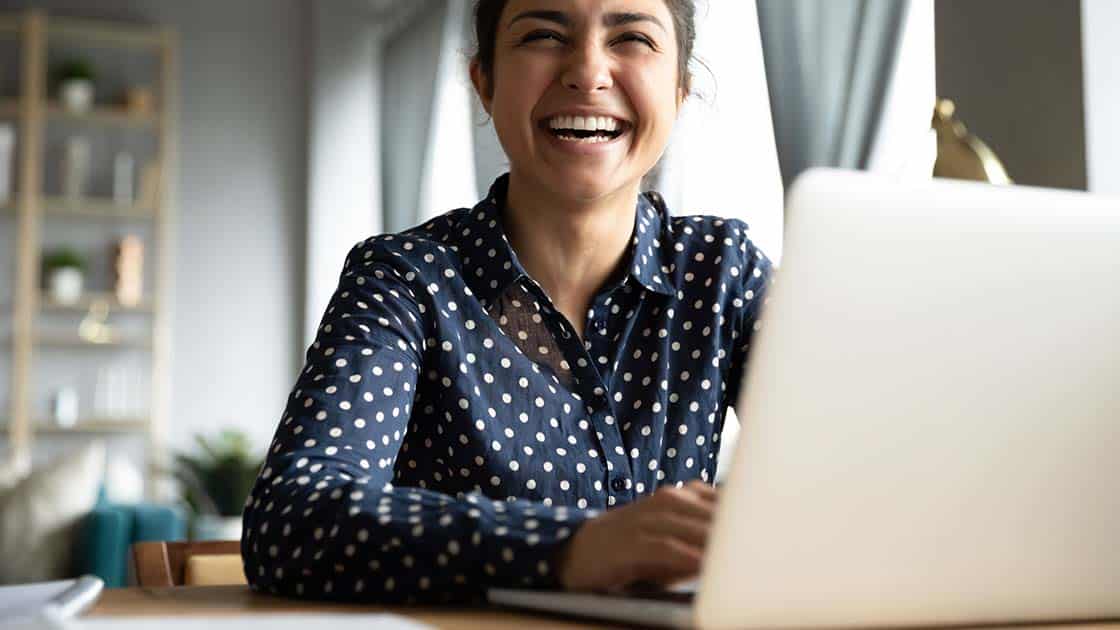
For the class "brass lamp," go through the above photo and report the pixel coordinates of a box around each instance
[932,98,1012,184]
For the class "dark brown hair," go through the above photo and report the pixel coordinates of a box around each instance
[472,0,697,96]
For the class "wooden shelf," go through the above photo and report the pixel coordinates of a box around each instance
[48,17,166,50]
[1,198,155,219]
[2,101,158,128]
[40,291,154,313]
[42,196,156,219]
[35,418,149,433]
[48,103,157,128]
[34,331,153,348]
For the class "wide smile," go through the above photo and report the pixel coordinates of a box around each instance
[537,114,633,150]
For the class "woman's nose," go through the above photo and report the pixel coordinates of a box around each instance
[560,45,614,93]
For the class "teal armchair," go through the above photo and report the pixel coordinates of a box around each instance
[75,490,187,587]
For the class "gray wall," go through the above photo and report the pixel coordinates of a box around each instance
[935,0,1087,190]
[0,0,309,463]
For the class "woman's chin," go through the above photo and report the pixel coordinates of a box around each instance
[539,166,634,203]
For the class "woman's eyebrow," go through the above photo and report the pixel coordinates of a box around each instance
[508,10,569,28]
[507,10,666,33]
[603,11,666,32]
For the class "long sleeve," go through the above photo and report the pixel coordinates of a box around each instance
[727,228,774,410]
[241,241,596,604]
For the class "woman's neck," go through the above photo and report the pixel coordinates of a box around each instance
[503,171,640,339]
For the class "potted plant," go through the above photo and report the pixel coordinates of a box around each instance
[53,59,96,112]
[172,429,262,541]
[43,247,86,305]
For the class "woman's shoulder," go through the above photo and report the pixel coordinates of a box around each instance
[662,211,769,275]
[342,207,475,276]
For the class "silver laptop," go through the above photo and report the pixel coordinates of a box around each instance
[489,169,1120,628]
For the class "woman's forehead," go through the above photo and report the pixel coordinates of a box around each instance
[500,0,675,29]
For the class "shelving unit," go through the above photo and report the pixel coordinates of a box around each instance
[39,290,155,312]
[47,103,159,128]
[1,9,177,495]
[34,332,155,349]
[34,418,149,434]
[42,196,157,219]
[4,196,156,219]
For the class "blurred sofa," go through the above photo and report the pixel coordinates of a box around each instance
[76,489,187,587]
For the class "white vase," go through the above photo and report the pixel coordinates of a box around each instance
[59,79,94,112]
[194,514,243,541]
[48,267,83,304]
[0,124,13,204]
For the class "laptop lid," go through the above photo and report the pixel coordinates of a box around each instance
[697,170,1120,629]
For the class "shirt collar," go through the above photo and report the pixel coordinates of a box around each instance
[457,174,675,307]
[457,175,527,308]
[629,191,675,296]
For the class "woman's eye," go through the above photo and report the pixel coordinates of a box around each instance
[521,30,565,45]
[615,33,655,48]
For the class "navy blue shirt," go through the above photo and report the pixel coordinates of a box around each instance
[242,174,772,603]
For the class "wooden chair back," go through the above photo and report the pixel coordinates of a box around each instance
[129,540,245,587]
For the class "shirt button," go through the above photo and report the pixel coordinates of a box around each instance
[611,478,627,492]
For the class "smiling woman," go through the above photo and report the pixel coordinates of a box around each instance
[241,0,772,604]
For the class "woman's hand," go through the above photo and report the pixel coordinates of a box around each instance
[555,480,719,593]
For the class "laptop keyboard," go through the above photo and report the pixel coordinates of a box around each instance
[625,582,697,604]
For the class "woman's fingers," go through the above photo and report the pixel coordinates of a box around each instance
[682,479,719,507]
[558,480,720,593]
[652,484,718,521]
[634,534,705,585]
[648,512,711,549]
[687,479,718,498]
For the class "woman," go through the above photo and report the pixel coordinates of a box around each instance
[242,0,771,603]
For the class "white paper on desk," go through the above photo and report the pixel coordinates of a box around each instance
[75,613,434,630]
[1,577,104,625]
[0,580,78,619]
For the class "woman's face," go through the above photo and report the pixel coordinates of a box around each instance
[473,0,684,205]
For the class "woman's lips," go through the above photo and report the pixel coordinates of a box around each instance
[537,119,632,155]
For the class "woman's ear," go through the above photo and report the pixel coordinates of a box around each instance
[470,60,493,115]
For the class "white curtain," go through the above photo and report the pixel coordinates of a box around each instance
[656,0,786,266]
[1081,0,1120,196]
[756,0,936,189]
[305,0,479,347]
[866,0,937,181]
[417,0,480,222]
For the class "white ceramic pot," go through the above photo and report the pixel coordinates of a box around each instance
[59,79,94,112]
[194,514,243,541]
[0,124,13,204]
[48,267,83,304]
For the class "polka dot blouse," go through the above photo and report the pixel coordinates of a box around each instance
[241,173,773,604]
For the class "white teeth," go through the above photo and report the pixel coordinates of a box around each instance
[561,135,612,144]
[548,115,623,132]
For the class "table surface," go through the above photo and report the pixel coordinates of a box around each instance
[88,584,611,629]
[88,585,1120,630]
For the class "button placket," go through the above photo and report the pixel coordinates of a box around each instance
[529,287,630,505]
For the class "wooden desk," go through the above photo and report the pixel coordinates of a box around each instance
[88,585,614,629]
[89,585,1120,629]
